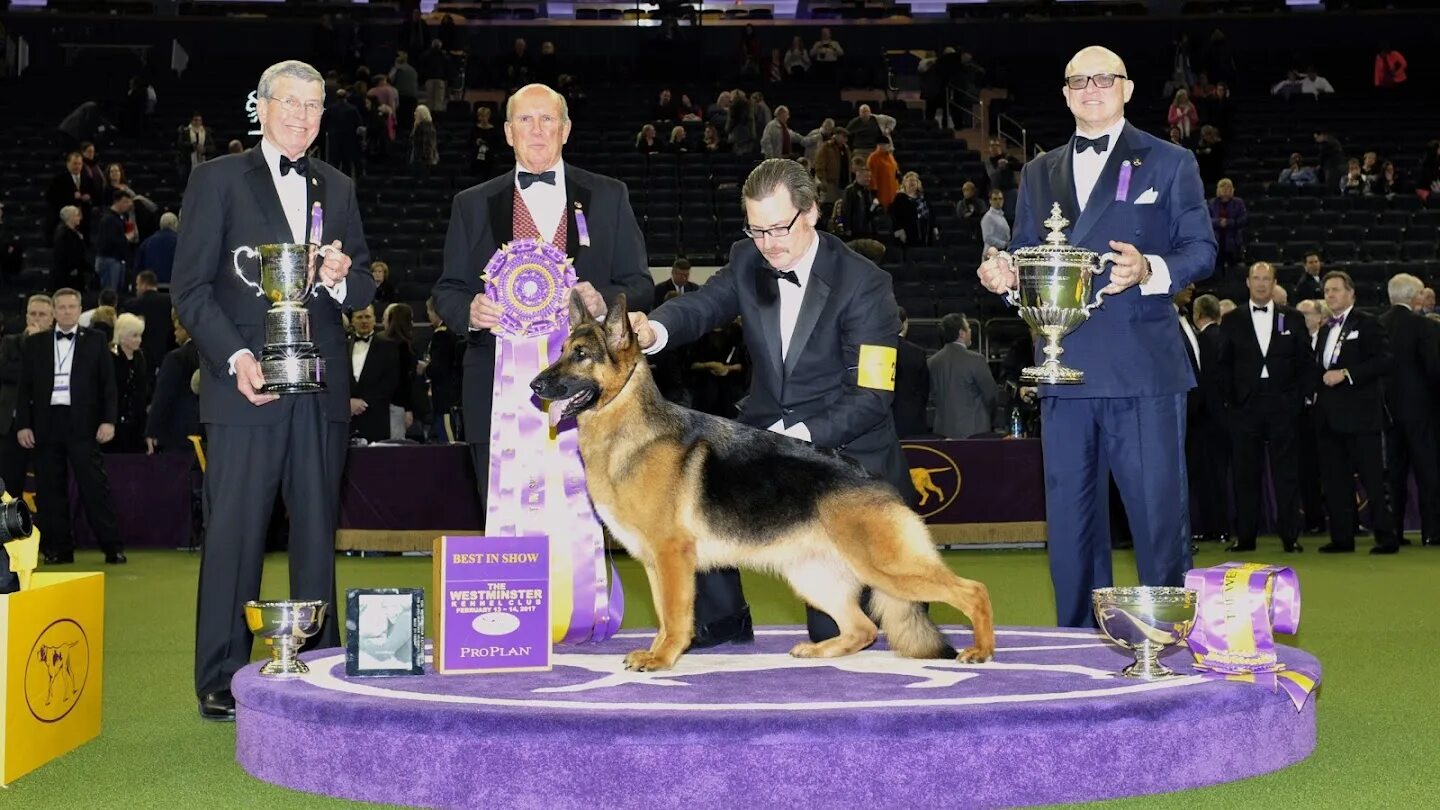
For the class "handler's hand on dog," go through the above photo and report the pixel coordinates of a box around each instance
[572,282,607,319]
[627,311,657,350]
[977,251,1017,295]
[1100,241,1148,296]
[469,293,504,330]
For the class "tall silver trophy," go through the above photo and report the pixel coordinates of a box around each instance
[1002,203,1117,384]
[232,243,336,393]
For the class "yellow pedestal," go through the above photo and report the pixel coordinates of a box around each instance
[0,572,105,786]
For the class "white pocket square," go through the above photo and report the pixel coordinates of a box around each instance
[1346,331,1360,341]
[1134,188,1159,205]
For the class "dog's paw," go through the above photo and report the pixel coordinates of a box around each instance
[623,649,673,671]
[788,641,825,658]
[957,646,993,664]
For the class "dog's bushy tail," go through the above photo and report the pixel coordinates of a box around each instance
[868,590,956,659]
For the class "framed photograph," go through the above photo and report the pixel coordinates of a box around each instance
[346,588,425,677]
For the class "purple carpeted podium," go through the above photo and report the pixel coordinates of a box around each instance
[233,626,1319,809]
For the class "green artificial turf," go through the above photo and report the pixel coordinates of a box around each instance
[3,539,1436,808]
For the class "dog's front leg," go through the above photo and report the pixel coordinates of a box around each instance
[624,548,696,672]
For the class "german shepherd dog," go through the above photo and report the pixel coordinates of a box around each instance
[530,293,995,672]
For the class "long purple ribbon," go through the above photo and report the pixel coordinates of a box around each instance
[1184,562,1318,709]
[484,240,623,644]
[1115,161,1133,203]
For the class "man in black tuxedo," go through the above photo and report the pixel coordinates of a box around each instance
[1188,293,1230,544]
[1293,251,1324,304]
[1,295,54,499]
[15,288,124,565]
[653,258,700,305]
[1379,272,1440,546]
[1313,271,1398,554]
[1216,262,1312,553]
[144,310,202,455]
[172,60,374,722]
[44,152,99,235]
[347,304,400,442]
[120,270,177,379]
[630,159,908,648]
[433,83,653,512]
[892,306,930,440]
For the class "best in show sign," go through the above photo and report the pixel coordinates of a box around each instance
[432,536,551,674]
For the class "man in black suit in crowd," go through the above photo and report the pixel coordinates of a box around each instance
[892,306,930,440]
[421,296,465,443]
[15,288,124,565]
[1293,252,1324,305]
[1,295,54,499]
[121,270,177,379]
[1378,272,1440,546]
[1312,271,1397,554]
[45,152,99,235]
[172,60,374,722]
[1216,262,1312,553]
[1187,293,1230,544]
[347,304,400,442]
[1295,298,1329,533]
[653,258,700,305]
[433,83,653,512]
[630,159,909,648]
[144,309,202,455]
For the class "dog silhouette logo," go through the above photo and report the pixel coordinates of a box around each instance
[903,444,962,518]
[25,618,91,723]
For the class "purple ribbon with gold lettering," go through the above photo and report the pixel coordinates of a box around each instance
[1184,562,1318,709]
[484,239,623,643]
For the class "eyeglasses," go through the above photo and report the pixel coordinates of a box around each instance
[742,209,802,240]
[1064,73,1128,91]
[268,96,325,118]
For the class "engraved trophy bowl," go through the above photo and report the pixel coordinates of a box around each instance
[1001,203,1118,384]
[244,599,328,677]
[1092,586,1198,680]
[232,243,337,393]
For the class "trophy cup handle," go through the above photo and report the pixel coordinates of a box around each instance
[232,246,265,298]
[1086,252,1121,314]
[305,243,342,300]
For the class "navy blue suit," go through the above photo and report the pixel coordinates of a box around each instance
[1010,122,1216,627]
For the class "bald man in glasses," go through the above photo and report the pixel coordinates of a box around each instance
[977,46,1217,628]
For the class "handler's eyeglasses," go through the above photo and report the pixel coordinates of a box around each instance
[742,209,802,240]
[1064,73,1127,91]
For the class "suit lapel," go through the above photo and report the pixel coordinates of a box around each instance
[564,170,592,262]
[784,238,835,379]
[752,260,784,392]
[244,148,295,244]
[1073,125,1150,246]
[488,181,515,248]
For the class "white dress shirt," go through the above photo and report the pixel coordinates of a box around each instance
[1322,306,1352,369]
[1071,118,1172,298]
[1249,300,1273,377]
[52,328,78,406]
[515,160,566,245]
[351,332,373,381]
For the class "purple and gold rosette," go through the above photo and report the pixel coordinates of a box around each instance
[482,239,624,645]
[1184,562,1319,709]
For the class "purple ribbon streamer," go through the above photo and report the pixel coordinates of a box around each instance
[1116,161,1133,203]
[574,207,591,247]
[309,202,323,245]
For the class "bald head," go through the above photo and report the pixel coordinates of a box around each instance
[1064,46,1127,80]
[505,83,569,123]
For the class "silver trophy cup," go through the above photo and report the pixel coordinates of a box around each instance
[1001,203,1118,384]
[1092,586,1198,679]
[245,599,328,677]
[232,242,337,393]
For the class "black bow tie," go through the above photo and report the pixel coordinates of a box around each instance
[56,331,75,341]
[354,334,372,343]
[279,155,309,177]
[772,269,800,287]
[517,170,556,190]
[1074,134,1110,155]
[1252,305,1269,314]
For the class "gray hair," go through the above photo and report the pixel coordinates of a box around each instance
[59,205,82,226]
[1193,293,1221,322]
[159,212,179,231]
[1388,272,1424,306]
[112,312,145,348]
[257,60,324,102]
[505,84,570,123]
[741,159,819,215]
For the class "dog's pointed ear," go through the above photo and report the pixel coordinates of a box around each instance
[567,288,591,326]
[603,293,632,351]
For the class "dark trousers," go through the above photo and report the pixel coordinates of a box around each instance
[1298,407,1327,529]
[0,429,29,498]
[1230,393,1303,545]
[468,440,489,517]
[1041,394,1191,628]
[1316,424,1397,550]
[1185,410,1229,537]
[193,397,347,698]
[1387,416,1440,538]
[34,411,121,557]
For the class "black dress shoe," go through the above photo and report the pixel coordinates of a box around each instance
[105,552,127,564]
[687,610,755,650]
[43,553,74,565]
[198,690,236,722]
[1317,543,1355,553]
[1282,540,1303,553]
[1397,537,1413,546]
[1369,544,1399,555]
[1224,541,1257,553]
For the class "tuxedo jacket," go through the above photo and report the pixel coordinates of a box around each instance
[0,333,24,435]
[1293,272,1323,305]
[1378,304,1440,423]
[348,333,400,441]
[15,328,118,442]
[650,231,908,492]
[1216,304,1315,410]
[432,163,654,439]
[145,340,201,451]
[1194,322,1227,421]
[171,147,375,426]
[653,279,701,305]
[892,337,931,438]
[1313,309,1390,434]
[927,342,997,440]
[1011,123,1217,399]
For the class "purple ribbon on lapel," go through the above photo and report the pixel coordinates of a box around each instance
[1115,161,1133,203]
[1184,562,1318,709]
[308,202,323,245]
[574,205,591,247]
[483,239,623,644]
[1278,313,1287,334]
